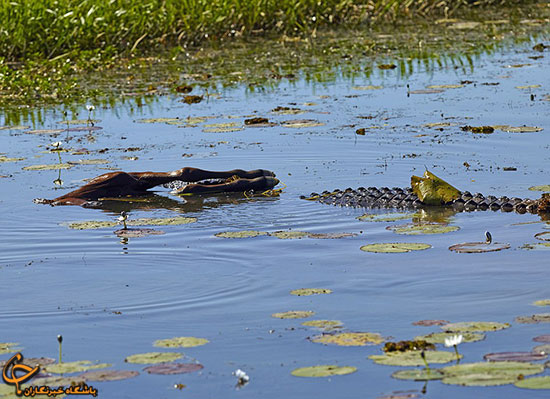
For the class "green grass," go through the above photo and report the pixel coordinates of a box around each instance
[0,0,517,61]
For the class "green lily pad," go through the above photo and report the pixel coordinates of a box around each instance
[282,119,324,128]
[58,119,101,125]
[272,310,314,319]
[203,122,240,128]
[484,352,547,362]
[392,368,445,381]
[307,232,357,239]
[67,221,117,229]
[79,370,139,381]
[529,185,550,192]
[369,350,458,366]
[352,85,383,90]
[214,230,269,238]
[290,288,332,296]
[0,125,30,130]
[312,332,384,346]
[44,360,111,374]
[515,376,550,389]
[387,223,459,235]
[449,242,510,253]
[291,365,356,377]
[411,170,461,205]
[68,159,109,165]
[115,228,165,238]
[441,361,544,386]
[415,332,485,344]
[442,321,510,332]
[125,352,182,364]
[408,89,444,94]
[0,343,21,355]
[0,156,25,163]
[533,299,550,306]
[23,163,73,171]
[270,231,309,239]
[154,337,209,348]
[412,319,449,326]
[360,243,431,253]
[25,129,65,135]
[427,84,464,89]
[515,313,550,324]
[535,232,550,241]
[533,344,550,354]
[271,107,305,115]
[67,217,197,230]
[144,363,203,375]
[136,118,182,124]
[202,126,243,133]
[302,320,343,330]
[502,126,543,133]
[521,242,550,250]
[516,85,541,89]
[357,213,414,222]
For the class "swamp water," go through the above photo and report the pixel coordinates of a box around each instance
[1,18,550,399]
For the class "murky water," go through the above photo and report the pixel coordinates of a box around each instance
[1,31,550,398]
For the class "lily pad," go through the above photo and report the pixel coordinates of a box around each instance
[529,185,550,192]
[426,84,464,89]
[515,376,550,389]
[411,170,461,205]
[282,119,324,128]
[114,228,165,238]
[143,363,203,375]
[369,350,458,366]
[412,319,449,326]
[0,357,55,368]
[515,313,550,324]
[0,125,30,130]
[271,106,305,115]
[533,299,550,307]
[0,156,25,163]
[442,321,510,332]
[68,159,109,165]
[533,335,550,342]
[291,365,356,377]
[302,320,343,330]
[360,243,431,253]
[521,242,550,250]
[415,332,485,344]
[270,231,309,239]
[68,217,197,230]
[65,126,102,132]
[272,310,314,319]
[484,352,547,362]
[535,232,550,241]
[214,230,269,238]
[0,343,21,355]
[44,360,111,374]
[311,332,384,346]
[202,126,243,133]
[357,213,414,222]
[501,126,543,133]
[125,352,182,364]
[25,129,65,135]
[441,361,544,386]
[154,337,209,348]
[352,85,383,90]
[533,344,550,354]
[392,368,445,381]
[290,288,332,296]
[79,370,139,381]
[448,242,510,253]
[137,118,182,124]
[67,221,117,229]
[387,223,459,235]
[58,119,101,125]
[408,89,444,94]
[307,232,357,239]
[23,163,73,171]
[516,85,541,89]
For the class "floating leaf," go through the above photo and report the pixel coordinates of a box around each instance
[369,350,458,366]
[44,360,111,374]
[214,230,269,238]
[392,368,445,381]
[357,213,414,222]
[137,118,182,124]
[203,122,240,128]
[271,107,305,115]
[0,357,55,368]
[67,221,117,229]
[154,337,209,348]
[272,310,314,319]
[79,370,139,381]
[408,89,444,94]
[521,242,550,250]
[0,343,21,355]
[307,232,356,239]
[484,352,547,362]
[450,21,481,29]
[533,299,550,307]
[388,223,459,235]
[516,85,541,89]
[25,129,65,135]
[415,332,485,344]
[501,126,543,133]
[125,352,182,364]
[535,232,550,241]
[0,125,30,130]
[411,170,461,205]
[529,185,550,192]
[441,361,544,386]
[426,84,464,89]
[515,314,550,324]
[448,242,510,253]
[144,363,203,375]
[23,163,73,171]
[312,332,384,346]
[282,119,324,128]
[515,376,550,389]
[67,217,197,230]
[533,344,550,354]
[0,156,25,163]
[58,119,101,125]
[270,231,309,239]
[291,365,356,377]
[412,320,449,326]
[442,321,510,332]
[302,320,343,330]
[114,228,165,238]
[360,243,431,253]
[352,85,383,90]
[65,126,102,132]
[290,288,332,296]
[378,64,397,70]
[68,159,109,165]
[202,126,243,133]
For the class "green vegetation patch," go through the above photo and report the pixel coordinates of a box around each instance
[392,368,445,381]
[415,332,485,344]
[290,288,332,296]
[411,170,461,205]
[302,320,343,330]
[67,216,197,230]
[44,360,111,374]
[312,332,384,346]
[501,126,543,133]
[369,350,458,366]
[215,230,269,238]
[360,242,431,253]
[0,156,25,163]
[529,185,550,192]
[23,163,73,171]
[272,310,314,319]
[357,213,414,222]
[533,299,550,306]
[79,370,139,381]
[521,242,550,250]
[515,376,550,390]
[449,241,510,253]
[535,232,550,241]
[124,352,182,364]
[271,231,309,239]
[441,361,544,386]
[154,337,209,348]
[58,119,101,125]
[291,365,356,377]
[515,313,550,324]
[0,343,21,355]
[387,223,459,235]
[442,321,510,332]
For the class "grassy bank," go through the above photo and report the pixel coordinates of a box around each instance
[1,0,519,61]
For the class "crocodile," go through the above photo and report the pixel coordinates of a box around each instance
[302,186,550,214]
